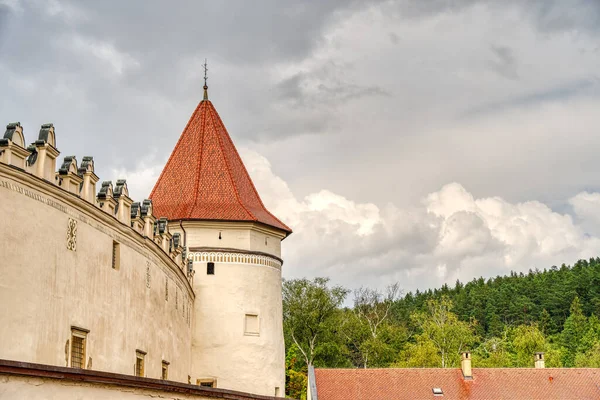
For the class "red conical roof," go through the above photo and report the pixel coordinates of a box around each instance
[149,99,292,234]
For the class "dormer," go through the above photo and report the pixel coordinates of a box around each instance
[97,181,117,215]
[0,122,30,169]
[113,179,133,226]
[130,202,144,234]
[56,156,83,195]
[27,123,60,181]
[78,156,99,204]
[140,199,156,239]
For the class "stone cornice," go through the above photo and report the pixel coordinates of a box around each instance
[188,247,283,269]
[0,162,194,299]
[177,219,288,240]
[0,359,284,400]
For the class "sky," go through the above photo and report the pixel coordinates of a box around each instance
[1,0,600,295]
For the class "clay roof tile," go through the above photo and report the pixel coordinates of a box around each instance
[149,99,291,234]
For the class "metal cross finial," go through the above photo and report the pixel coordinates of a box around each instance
[203,59,209,100]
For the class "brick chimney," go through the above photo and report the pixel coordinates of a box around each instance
[461,352,472,379]
[535,352,545,368]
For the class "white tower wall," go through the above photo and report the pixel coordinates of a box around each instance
[171,221,286,398]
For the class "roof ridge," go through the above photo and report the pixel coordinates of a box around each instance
[208,102,257,222]
[189,102,209,218]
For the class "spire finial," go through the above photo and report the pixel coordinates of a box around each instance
[203,59,208,101]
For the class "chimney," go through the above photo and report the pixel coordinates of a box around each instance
[535,352,545,368]
[461,352,472,379]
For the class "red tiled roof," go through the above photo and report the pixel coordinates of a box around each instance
[314,368,600,400]
[149,99,291,234]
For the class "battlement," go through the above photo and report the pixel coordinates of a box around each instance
[0,122,191,279]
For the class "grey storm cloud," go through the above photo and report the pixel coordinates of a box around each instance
[2,0,600,293]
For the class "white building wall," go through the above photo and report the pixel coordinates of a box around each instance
[171,222,286,397]
[0,164,194,382]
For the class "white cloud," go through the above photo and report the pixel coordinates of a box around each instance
[243,149,600,292]
[109,147,600,293]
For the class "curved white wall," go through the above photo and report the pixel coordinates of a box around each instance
[0,164,194,381]
[172,222,286,397]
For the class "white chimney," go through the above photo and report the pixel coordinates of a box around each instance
[461,351,472,379]
[535,352,545,368]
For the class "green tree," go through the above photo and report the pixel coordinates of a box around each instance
[285,344,307,400]
[282,277,349,367]
[351,283,401,368]
[511,324,546,367]
[561,296,588,366]
[474,334,513,367]
[574,342,600,367]
[398,296,477,368]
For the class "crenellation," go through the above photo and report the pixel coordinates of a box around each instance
[56,156,83,195]
[130,202,145,234]
[97,181,117,215]
[156,217,172,254]
[28,124,60,181]
[113,179,133,226]
[171,233,184,265]
[141,199,156,239]
[78,156,99,203]
[0,122,29,169]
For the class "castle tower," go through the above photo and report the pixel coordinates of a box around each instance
[149,83,291,397]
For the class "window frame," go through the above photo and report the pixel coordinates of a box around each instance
[70,326,89,369]
[197,378,216,388]
[135,350,146,377]
[161,360,169,380]
[244,313,260,336]
[112,241,120,270]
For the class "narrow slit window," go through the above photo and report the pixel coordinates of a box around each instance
[161,360,169,380]
[112,241,120,270]
[244,313,259,336]
[207,262,215,275]
[135,350,146,377]
[70,327,88,369]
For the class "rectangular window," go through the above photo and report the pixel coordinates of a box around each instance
[197,378,216,388]
[70,327,88,368]
[135,350,146,377]
[112,241,120,270]
[207,262,215,275]
[244,313,259,336]
[161,360,169,380]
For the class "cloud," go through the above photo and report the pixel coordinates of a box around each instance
[109,154,164,200]
[64,34,140,76]
[3,0,600,295]
[488,45,518,80]
[243,149,600,292]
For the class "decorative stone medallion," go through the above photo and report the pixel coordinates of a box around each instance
[66,218,77,251]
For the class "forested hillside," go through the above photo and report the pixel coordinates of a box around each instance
[283,258,600,398]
